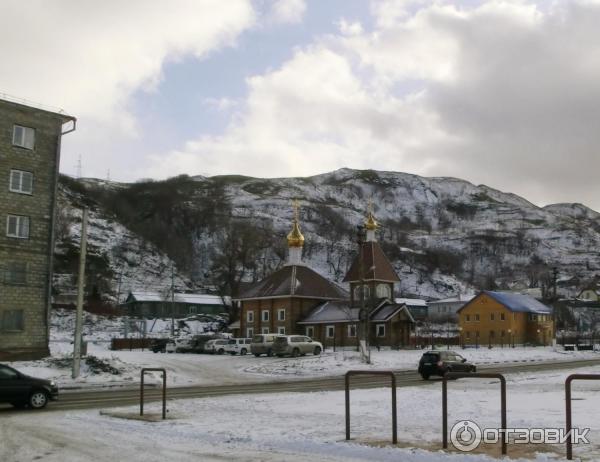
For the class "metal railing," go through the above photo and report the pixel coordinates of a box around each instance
[565,374,600,460]
[345,370,397,444]
[442,372,507,455]
[140,368,167,419]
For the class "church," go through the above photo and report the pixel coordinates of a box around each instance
[236,204,414,349]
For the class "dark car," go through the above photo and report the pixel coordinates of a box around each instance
[150,338,172,353]
[418,350,476,380]
[0,364,58,409]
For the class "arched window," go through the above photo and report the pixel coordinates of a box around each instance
[376,284,391,299]
[353,285,370,300]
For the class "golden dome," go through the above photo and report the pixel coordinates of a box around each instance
[287,199,305,247]
[287,220,305,248]
[365,202,378,230]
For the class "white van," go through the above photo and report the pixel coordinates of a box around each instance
[224,338,252,355]
[250,334,278,357]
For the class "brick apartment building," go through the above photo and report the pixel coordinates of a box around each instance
[0,97,76,360]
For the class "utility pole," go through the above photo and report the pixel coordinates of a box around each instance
[171,265,175,337]
[72,207,88,379]
[357,225,369,364]
[552,266,559,346]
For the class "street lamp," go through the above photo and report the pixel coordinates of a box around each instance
[508,328,514,348]
[458,326,463,349]
[537,328,541,347]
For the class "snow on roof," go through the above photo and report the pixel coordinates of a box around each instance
[395,298,428,307]
[483,291,552,314]
[429,295,475,304]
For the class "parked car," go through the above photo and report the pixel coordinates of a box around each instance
[165,340,177,353]
[0,364,58,409]
[173,337,195,353]
[224,338,252,355]
[418,350,476,380]
[204,339,230,354]
[150,338,171,353]
[250,334,278,357]
[272,335,323,357]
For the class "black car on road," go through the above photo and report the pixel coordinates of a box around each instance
[0,363,58,409]
[418,350,476,380]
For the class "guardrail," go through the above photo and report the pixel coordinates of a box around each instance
[140,368,167,419]
[442,372,507,455]
[345,370,397,444]
[565,374,600,460]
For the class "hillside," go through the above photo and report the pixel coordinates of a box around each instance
[54,168,600,301]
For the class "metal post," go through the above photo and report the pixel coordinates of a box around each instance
[345,370,397,444]
[565,374,600,460]
[171,265,175,337]
[140,368,167,420]
[442,373,507,455]
[72,207,88,379]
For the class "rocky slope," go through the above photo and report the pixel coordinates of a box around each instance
[54,168,600,301]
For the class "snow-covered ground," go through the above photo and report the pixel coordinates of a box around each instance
[2,366,599,461]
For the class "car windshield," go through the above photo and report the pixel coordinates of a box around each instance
[273,337,288,345]
[228,340,236,345]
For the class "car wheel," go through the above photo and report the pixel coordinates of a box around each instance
[29,390,49,409]
[218,349,225,355]
[313,346,322,356]
[254,353,260,357]
[292,348,300,358]
[241,349,247,356]
[421,373,430,380]
[267,349,273,357]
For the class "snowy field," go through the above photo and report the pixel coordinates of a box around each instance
[2,366,599,461]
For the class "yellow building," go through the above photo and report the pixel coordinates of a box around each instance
[458,291,554,347]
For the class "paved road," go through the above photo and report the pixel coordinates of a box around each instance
[6,358,598,414]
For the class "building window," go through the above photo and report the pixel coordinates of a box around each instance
[4,262,26,285]
[465,314,470,322]
[262,310,269,322]
[247,311,254,323]
[261,327,269,334]
[278,308,285,321]
[475,314,480,322]
[1,310,24,331]
[376,324,385,337]
[376,284,391,299]
[353,285,370,300]
[305,326,314,338]
[490,313,495,321]
[9,170,33,194]
[326,325,335,338]
[277,326,285,335]
[501,330,505,338]
[6,215,29,238]
[347,324,357,338]
[188,306,197,315]
[500,313,505,321]
[12,125,35,150]
[247,327,254,338]
[466,331,471,339]
[490,330,495,339]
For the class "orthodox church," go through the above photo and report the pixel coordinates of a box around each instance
[236,204,414,348]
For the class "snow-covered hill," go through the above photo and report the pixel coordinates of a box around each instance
[56,168,600,301]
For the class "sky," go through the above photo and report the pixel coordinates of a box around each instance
[2,0,600,211]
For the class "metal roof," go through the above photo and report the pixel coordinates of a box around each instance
[463,291,552,314]
[343,241,400,283]
[297,301,360,324]
[395,298,428,307]
[127,291,230,306]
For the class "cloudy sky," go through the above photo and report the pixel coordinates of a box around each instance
[2,0,600,210]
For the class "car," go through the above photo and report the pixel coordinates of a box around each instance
[204,339,230,354]
[418,350,476,380]
[250,333,278,357]
[224,338,252,355]
[165,340,176,353]
[272,335,323,357]
[173,337,195,353]
[149,338,171,353]
[0,363,58,409]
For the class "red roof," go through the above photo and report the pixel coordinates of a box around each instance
[343,241,400,283]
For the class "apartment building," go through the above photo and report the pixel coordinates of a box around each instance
[0,97,75,359]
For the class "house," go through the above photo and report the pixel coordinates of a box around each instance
[0,97,76,360]
[396,298,428,321]
[237,204,414,348]
[236,204,348,339]
[122,291,231,318]
[578,278,600,302]
[428,294,474,321]
[458,291,553,347]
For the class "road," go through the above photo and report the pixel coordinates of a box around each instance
[15,357,600,414]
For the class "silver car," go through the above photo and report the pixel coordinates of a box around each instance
[272,335,323,357]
